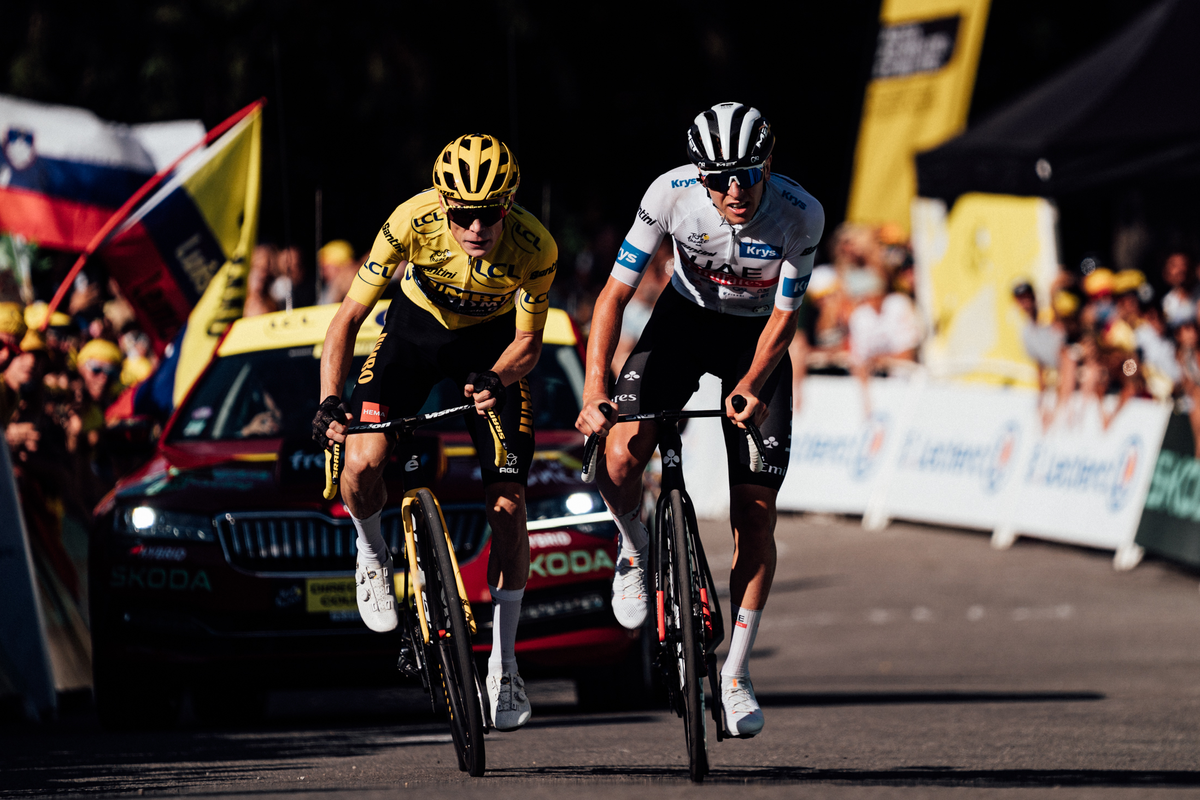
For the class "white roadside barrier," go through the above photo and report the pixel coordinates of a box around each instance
[683,374,1170,570]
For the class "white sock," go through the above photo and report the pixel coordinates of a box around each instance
[488,585,524,676]
[351,510,387,566]
[611,506,648,561]
[721,607,762,679]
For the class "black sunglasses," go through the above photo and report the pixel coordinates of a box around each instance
[445,202,510,229]
[699,166,765,193]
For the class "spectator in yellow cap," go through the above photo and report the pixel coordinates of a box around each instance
[0,301,27,373]
[317,239,359,305]
[77,338,124,408]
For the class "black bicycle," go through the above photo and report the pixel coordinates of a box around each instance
[326,400,508,777]
[581,396,766,782]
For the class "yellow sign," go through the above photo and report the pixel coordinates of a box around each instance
[847,0,991,234]
[912,193,1059,386]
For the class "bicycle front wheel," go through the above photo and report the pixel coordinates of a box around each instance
[667,488,708,782]
[412,488,487,777]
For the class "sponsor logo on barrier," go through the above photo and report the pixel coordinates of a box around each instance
[1144,449,1200,520]
[528,548,615,578]
[897,421,1019,493]
[793,413,889,480]
[1024,434,1141,512]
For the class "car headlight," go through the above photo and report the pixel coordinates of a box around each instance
[115,507,215,542]
[526,492,614,533]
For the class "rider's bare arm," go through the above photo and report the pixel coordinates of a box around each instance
[576,276,639,437]
[318,285,403,443]
[727,305,801,428]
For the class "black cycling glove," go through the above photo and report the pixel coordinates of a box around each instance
[468,370,506,413]
[312,395,348,449]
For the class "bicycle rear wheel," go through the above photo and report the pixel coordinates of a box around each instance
[667,488,708,782]
[412,488,487,776]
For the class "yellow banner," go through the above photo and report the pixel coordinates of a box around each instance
[912,193,1059,387]
[847,0,991,234]
[172,107,263,405]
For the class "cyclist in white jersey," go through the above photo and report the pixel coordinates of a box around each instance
[576,102,823,739]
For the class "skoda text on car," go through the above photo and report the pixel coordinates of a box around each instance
[89,303,650,728]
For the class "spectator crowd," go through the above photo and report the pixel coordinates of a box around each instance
[1013,251,1200,448]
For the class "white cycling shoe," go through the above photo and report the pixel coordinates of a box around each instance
[720,675,764,739]
[355,552,399,633]
[487,671,531,731]
[611,549,648,630]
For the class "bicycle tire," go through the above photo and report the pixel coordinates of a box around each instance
[412,488,487,777]
[668,488,708,782]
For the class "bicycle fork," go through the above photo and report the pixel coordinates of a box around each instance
[400,488,478,646]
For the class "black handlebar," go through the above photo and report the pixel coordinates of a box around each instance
[580,394,766,482]
[730,395,766,474]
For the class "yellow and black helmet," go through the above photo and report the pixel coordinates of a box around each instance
[432,134,520,203]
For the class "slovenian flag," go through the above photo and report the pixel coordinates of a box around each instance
[0,94,203,252]
[99,102,262,371]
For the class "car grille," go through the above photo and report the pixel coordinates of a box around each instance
[215,506,489,574]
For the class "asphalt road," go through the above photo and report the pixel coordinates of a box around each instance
[4,513,1200,799]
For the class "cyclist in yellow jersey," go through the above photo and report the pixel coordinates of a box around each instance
[313,134,557,732]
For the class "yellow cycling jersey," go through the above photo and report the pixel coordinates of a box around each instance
[347,189,558,332]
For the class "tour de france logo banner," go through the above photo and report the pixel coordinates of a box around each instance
[846,0,991,234]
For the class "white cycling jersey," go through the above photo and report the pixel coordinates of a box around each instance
[611,164,824,317]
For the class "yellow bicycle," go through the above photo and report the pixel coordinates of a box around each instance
[327,401,508,777]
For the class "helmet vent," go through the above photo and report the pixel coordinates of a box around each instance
[458,159,473,192]
[476,160,492,194]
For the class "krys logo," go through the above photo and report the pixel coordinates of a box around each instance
[897,422,1020,494]
[1024,434,1142,512]
[792,412,889,481]
[739,242,781,260]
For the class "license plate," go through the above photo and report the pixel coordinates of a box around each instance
[305,573,408,614]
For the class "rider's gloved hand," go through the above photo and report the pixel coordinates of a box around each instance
[466,371,506,413]
[312,395,348,450]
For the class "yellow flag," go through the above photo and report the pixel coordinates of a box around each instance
[172,107,263,405]
[847,0,991,234]
[912,193,1058,387]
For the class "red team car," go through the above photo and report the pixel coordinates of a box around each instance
[89,304,650,728]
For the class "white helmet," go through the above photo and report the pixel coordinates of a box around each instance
[686,102,774,171]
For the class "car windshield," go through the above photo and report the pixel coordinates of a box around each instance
[167,343,585,443]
